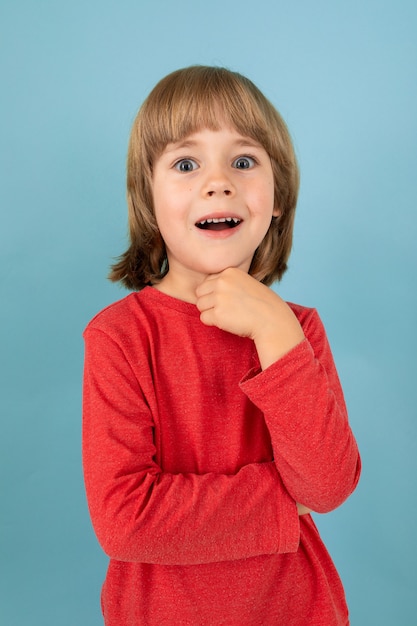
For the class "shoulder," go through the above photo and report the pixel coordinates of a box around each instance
[85,293,136,328]
[83,289,155,340]
[287,301,318,326]
[287,301,328,345]
[286,301,335,366]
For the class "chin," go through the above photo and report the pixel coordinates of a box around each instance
[200,255,251,274]
[200,263,237,275]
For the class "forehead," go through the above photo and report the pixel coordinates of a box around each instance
[140,84,276,166]
[161,126,266,154]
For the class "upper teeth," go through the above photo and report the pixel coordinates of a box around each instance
[198,217,241,225]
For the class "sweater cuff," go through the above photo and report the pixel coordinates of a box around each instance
[278,487,301,553]
[240,339,314,398]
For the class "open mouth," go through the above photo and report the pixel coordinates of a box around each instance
[196,217,242,231]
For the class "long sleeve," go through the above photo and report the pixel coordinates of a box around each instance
[82,291,359,625]
[240,307,361,513]
[82,326,300,566]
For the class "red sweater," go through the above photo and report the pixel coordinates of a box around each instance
[82,286,360,625]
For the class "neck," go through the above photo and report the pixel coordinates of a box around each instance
[152,272,206,304]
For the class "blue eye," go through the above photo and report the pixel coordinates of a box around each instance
[233,156,256,169]
[175,158,198,172]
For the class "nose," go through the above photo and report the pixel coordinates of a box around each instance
[202,165,235,197]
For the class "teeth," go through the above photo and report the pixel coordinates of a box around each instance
[198,217,241,225]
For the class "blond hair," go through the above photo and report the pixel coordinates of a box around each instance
[109,66,299,289]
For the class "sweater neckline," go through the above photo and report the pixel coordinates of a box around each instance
[138,286,201,318]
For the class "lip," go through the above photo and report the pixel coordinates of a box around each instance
[194,220,243,239]
[194,212,244,238]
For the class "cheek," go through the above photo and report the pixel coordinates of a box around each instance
[254,171,274,203]
[251,184,275,216]
[153,189,175,224]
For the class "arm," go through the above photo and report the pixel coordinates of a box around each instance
[241,314,361,513]
[196,269,361,514]
[82,327,300,566]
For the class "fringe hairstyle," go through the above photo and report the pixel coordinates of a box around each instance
[109,66,299,290]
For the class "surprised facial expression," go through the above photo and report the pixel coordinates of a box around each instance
[152,125,277,295]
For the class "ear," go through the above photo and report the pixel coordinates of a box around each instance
[272,205,281,218]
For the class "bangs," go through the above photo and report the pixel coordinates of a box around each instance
[139,66,276,162]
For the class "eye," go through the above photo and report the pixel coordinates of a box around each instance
[174,158,198,172]
[232,156,256,170]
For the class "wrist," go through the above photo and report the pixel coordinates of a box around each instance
[254,331,304,370]
[252,305,305,370]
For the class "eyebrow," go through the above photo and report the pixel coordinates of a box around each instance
[164,139,198,153]
[234,138,263,149]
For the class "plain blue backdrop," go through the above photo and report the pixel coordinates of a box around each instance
[1,1,416,624]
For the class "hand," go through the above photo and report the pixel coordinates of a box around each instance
[297,503,312,516]
[195,268,305,369]
[196,268,274,338]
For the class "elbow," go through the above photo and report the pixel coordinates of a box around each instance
[93,519,131,561]
[303,455,362,514]
[87,471,161,562]
[95,518,145,562]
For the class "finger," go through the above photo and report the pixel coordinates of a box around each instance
[199,308,217,327]
[195,273,222,297]
[195,292,216,314]
[195,282,212,299]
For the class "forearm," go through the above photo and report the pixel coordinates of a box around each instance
[241,316,361,514]
[252,297,305,370]
[83,455,300,565]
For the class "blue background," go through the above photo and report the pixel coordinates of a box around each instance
[1,1,416,624]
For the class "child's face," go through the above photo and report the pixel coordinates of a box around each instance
[152,124,277,292]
